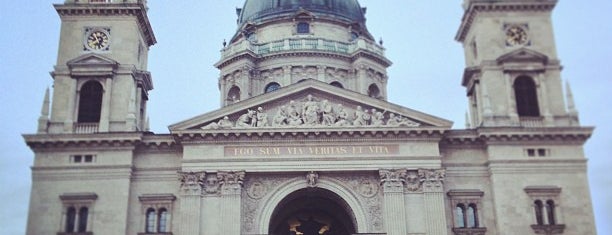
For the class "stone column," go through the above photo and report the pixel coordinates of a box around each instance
[98,78,112,132]
[178,171,205,235]
[218,171,245,235]
[419,169,448,235]
[379,169,408,235]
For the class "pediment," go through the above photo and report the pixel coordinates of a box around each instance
[67,53,119,76]
[67,53,119,67]
[496,48,549,65]
[169,79,452,132]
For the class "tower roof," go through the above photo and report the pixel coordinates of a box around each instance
[238,0,367,28]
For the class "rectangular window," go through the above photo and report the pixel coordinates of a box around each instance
[71,155,96,164]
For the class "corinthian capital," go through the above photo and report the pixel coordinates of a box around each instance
[218,171,246,195]
[379,169,407,193]
[418,168,446,192]
[178,171,206,194]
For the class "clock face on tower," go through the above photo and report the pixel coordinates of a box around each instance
[505,25,529,46]
[84,28,110,51]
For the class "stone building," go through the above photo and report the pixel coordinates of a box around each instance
[24,0,596,235]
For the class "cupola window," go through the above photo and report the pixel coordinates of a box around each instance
[297,22,310,34]
[228,86,241,103]
[265,82,281,93]
[367,84,380,98]
[330,81,344,88]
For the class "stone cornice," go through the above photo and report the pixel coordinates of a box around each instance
[442,126,593,146]
[173,127,447,144]
[23,132,143,151]
[216,46,391,69]
[456,0,558,42]
[54,3,156,46]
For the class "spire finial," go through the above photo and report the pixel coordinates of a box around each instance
[566,80,578,115]
[37,87,51,133]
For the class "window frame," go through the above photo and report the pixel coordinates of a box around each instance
[138,194,176,235]
[59,193,97,235]
[525,186,565,234]
[447,190,487,235]
[513,75,540,117]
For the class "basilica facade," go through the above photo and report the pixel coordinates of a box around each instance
[24,0,596,235]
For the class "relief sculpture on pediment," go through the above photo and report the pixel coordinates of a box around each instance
[200,94,421,130]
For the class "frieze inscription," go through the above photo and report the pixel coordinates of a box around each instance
[225,144,399,157]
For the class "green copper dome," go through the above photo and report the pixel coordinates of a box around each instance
[238,0,367,27]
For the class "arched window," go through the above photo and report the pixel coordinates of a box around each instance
[228,86,241,102]
[514,76,540,117]
[455,204,466,228]
[368,84,380,98]
[77,81,103,123]
[297,22,310,34]
[145,208,156,233]
[546,200,556,225]
[265,82,281,93]
[158,208,168,232]
[330,81,344,88]
[65,207,76,232]
[534,200,544,225]
[77,207,89,232]
[467,204,478,228]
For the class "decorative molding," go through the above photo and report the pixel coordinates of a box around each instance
[452,227,487,235]
[530,224,566,235]
[60,192,98,201]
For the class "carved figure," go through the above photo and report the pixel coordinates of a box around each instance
[236,109,256,128]
[287,100,303,126]
[272,105,288,127]
[256,107,268,127]
[334,104,351,127]
[201,116,234,130]
[371,109,384,126]
[387,113,420,127]
[306,171,318,187]
[321,100,336,126]
[353,106,368,126]
[302,95,320,125]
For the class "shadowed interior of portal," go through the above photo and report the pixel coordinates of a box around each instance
[269,188,357,235]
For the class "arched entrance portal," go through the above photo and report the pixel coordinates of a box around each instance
[269,188,357,235]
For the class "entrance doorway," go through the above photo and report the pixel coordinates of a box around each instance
[268,188,357,235]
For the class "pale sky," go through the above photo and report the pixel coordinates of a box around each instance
[0,1,610,234]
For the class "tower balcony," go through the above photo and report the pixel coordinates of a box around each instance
[220,37,385,60]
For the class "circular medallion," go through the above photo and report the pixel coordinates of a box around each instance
[358,179,378,198]
[247,181,267,199]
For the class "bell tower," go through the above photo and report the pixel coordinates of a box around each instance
[41,0,156,134]
[456,0,578,128]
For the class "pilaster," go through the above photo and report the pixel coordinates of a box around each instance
[178,171,205,235]
[379,169,408,235]
[218,171,245,235]
[419,169,447,235]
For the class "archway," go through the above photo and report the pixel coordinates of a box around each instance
[268,188,356,235]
